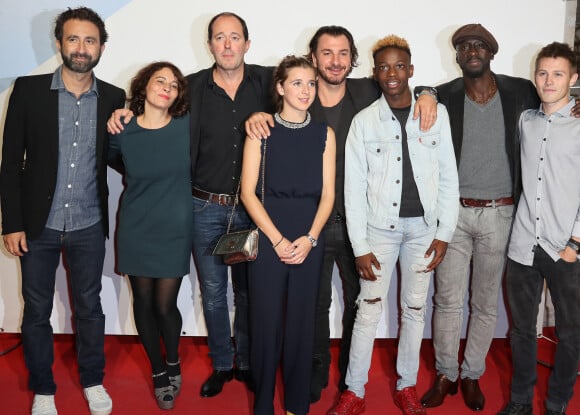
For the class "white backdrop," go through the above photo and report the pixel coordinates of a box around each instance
[0,0,571,337]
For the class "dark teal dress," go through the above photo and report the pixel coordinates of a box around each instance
[109,115,192,278]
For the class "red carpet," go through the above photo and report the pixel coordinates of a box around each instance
[0,333,578,414]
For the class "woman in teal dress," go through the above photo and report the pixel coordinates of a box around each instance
[109,61,191,410]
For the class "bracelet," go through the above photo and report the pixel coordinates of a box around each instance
[272,236,284,249]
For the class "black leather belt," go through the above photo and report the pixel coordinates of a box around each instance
[460,197,514,208]
[192,187,237,206]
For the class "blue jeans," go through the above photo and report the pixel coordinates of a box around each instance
[346,217,435,396]
[432,203,513,381]
[191,196,250,370]
[20,222,106,394]
[506,247,580,413]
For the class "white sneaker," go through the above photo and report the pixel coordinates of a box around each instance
[83,385,112,415]
[31,394,57,415]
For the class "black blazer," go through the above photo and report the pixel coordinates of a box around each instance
[0,73,126,240]
[310,77,380,218]
[437,73,540,201]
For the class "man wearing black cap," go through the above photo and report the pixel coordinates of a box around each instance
[420,23,540,412]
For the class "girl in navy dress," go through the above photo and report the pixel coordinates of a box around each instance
[241,56,336,415]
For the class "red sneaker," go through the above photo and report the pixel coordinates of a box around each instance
[394,387,427,415]
[327,390,366,415]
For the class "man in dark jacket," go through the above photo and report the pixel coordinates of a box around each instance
[0,7,125,415]
[420,23,540,412]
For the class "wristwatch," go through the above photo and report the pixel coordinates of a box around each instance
[566,238,580,252]
[414,86,438,101]
[307,233,318,248]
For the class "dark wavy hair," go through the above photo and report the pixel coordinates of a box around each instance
[128,62,189,117]
[273,55,316,112]
[54,7,108,44]
[207,12,249,41]
[535,41,578,72]
[307,25,359,71]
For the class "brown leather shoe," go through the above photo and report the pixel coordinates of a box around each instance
[420,374,458,408]
[460,377,485,411]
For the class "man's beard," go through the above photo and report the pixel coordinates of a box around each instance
[461,59,490,79]
[61,51,100,73]
[463,67,485,79]
[317,66,349,86]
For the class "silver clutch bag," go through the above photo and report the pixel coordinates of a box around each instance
[212,139,267,266]
[212,229,259,265]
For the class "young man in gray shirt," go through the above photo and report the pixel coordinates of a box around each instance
[498,42,580,415]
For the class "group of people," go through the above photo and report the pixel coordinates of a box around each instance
[1,6,579,415]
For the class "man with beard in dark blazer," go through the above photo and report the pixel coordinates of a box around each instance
[0,7,125,415]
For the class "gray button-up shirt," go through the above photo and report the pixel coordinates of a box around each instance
[508,98,580,265]
[45,66,101,232]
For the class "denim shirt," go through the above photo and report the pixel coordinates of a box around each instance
[45,66,101,232]
[344,93,459,257]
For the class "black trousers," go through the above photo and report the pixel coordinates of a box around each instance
[312,219,360,389]
[506,246,580,413]
[249,232,324,415]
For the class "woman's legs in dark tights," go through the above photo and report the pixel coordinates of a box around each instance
[129,275,183,384]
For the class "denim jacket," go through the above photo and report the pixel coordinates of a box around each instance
[344,93,459,257]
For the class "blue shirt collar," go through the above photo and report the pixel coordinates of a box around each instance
[50,65,99,96]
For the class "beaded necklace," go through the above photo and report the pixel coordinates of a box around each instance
[274,112,311,129]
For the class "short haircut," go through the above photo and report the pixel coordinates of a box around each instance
[273,55,315,112]
[54,7,108,44]
[535,41,578,72]
[307,25,359,69]
[207,12,249,41]
[372,35,411,60]
[128,61,189,118]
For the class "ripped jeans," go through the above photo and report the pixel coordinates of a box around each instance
[345,217,435,396]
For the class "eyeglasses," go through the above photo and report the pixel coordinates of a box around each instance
[456,41,489,53]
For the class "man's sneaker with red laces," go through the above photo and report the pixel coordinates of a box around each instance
[327,390,365,415]
[394,386,427,415]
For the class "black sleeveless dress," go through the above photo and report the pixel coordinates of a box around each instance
[248,114,328,415]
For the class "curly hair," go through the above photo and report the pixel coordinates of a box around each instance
[54,7,108,44]
[372,35,411,59]
[128,62,189,118]
[273,55,316,113]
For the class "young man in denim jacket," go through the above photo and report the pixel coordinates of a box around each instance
[328,35,458,415]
